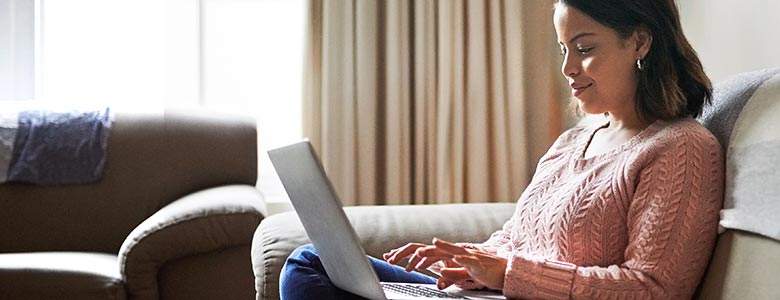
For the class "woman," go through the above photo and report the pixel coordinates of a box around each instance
[281,0,724,299]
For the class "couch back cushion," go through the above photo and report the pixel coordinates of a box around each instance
[695,68,780,299]
[698,68,780,239]
[0,109,257,253]
[698,68,780,150]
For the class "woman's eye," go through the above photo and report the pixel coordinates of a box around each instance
[577,47,592,54]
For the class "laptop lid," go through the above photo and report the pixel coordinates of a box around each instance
[268,140,387,300]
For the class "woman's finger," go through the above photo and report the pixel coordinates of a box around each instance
[413,254,452,270]
[432,238,471,255]
[405,252,421,272]
[382,252,391,260]
[397,245,453,271]
[438,267,472,283]
[384,243,424,265]
[405,246,434,272]
[436,268,471,291]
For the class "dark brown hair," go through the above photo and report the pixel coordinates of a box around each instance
[556,0,712,121]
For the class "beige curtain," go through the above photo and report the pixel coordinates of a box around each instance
[303,0,568,206]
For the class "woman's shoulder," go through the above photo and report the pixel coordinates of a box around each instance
[641,118,722,156]
[560,123,592,140]
[546,122,596,153]
[557,120,605,144]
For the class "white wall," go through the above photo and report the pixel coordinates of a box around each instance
[678,0,780,82]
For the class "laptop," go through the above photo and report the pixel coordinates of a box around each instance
[268,140,506,300]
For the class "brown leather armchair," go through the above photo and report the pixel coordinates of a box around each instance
[0,109,266,300]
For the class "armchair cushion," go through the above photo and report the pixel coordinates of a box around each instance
[0,252,125,300]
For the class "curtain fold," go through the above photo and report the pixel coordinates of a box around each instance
[303,0,567,206]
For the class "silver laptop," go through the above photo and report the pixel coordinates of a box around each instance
[268,140,506,300]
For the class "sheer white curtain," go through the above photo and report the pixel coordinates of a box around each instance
[4,0,305,202]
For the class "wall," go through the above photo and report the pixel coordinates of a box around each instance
[678,0,780,82]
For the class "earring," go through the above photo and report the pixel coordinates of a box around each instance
[636,58,644,71]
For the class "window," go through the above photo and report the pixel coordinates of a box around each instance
[3,0,304,206]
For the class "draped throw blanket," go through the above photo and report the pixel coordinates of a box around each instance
[0,107,113,185]
[699,67,780,241]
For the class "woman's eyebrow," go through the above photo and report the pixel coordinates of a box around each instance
[564,32,596,44]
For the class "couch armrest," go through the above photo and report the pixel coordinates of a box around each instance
[119,185,265,300]
[252,202,515,300]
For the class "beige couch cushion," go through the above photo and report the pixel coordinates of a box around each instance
[252,203,515,300]
[696,230,780,300]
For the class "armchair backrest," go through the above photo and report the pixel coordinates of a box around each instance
[0,109,257,254]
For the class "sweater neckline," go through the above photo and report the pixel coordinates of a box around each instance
[575,118,662,166]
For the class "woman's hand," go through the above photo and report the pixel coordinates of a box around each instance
[383,242,457,272]
[384,239,507,291]
[431,238,507,291]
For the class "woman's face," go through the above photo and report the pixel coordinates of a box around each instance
[553,5,643,116]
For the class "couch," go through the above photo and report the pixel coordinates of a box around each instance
[0,109,267,300]
[251,68,780,300]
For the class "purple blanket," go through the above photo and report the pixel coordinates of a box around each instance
[2,108,112,185]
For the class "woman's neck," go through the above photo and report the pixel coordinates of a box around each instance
[604,110,653,132]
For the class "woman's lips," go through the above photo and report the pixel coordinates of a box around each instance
[571,83,592,97]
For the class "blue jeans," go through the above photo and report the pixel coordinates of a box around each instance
[280,244,438,300]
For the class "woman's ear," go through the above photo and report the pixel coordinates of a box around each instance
[634,28,653,58]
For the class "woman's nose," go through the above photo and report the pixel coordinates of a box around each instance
[561,54,579,78]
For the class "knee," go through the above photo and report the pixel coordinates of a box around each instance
[282,244,327,283]
[287,244,319,265]
[290,244,317,257]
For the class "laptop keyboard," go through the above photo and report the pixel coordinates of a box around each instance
[381,283,467,299]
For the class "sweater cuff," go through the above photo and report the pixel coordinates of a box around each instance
[504,255,576,300]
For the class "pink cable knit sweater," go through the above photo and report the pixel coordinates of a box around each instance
[459,118,724,300]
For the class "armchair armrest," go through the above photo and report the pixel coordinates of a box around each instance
[119,185,265,300]
[252,202,515,300]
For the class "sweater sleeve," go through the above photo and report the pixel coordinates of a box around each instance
[501,128,725,300]
[463,212,517,255]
